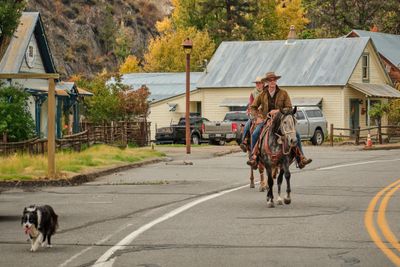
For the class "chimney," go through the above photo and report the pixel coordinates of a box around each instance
[286,25,297,44]
[287,25,297,40]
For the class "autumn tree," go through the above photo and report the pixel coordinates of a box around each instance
[119,55,141,74]
[118,85,150,119]
[275,0,309,39]
[143,23,215,72]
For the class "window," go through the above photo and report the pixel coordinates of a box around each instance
[305,109,323,118]
[295,111,305,120]
[362,54,369,82]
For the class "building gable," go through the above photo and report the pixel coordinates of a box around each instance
[0,12,56,74]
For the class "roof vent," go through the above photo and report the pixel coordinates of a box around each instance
[285,25,297,45]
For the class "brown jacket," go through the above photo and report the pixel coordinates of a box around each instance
[250,85,292,118]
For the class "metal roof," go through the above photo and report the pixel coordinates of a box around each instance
[349,83,400,98]
[291,97,322,106]
[348,30,400,67]
[0,12,56,73]
[120,72,203,102]
[197,37,371,88]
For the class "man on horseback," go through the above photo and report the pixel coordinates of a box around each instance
[246,71,312,169]
[240,76,264,152]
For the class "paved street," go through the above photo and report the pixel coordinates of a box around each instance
[0,145,400,267]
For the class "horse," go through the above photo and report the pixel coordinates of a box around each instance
[241,122,267,192]
[258,107,298,208]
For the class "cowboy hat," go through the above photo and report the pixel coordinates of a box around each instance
[252,76,263,83]
[261,72,281,82]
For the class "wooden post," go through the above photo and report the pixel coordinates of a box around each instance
[378,122,382,144]
[330,124,334,146]
[48,78,56,178]
[355,126,360,145]
[2,132,7,143]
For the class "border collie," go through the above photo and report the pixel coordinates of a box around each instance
[21,205,58,252]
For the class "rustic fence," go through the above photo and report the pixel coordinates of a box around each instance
[0,120,151,156]
[329,124,400,146]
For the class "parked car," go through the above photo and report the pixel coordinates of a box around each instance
[295,106,328,145]
[155,116,209,145]
[202,111,248,145]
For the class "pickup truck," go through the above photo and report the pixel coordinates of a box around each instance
[155,116,209,145]
[295,106,328,145]
[202,111,249,145]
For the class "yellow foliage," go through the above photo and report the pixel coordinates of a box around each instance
[156,17,173,34]
[143,27,215,72]
[119,55,141,74]
[275,0,309,39]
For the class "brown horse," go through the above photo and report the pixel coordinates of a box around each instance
[243,122,267,192]
[259,108,298,207]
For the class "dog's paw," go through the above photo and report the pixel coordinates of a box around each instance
[46,244,53,248]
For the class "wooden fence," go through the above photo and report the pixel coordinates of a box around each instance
[329,124,400,146]
[0,120,151,156]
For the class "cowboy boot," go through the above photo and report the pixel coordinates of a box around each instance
[295,147,312,169]
[239,139,248,153]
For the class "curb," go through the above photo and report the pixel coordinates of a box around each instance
[0,158,166,188]
[363,145,400,151]
[213,147,241,157]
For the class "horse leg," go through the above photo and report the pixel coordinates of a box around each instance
[276,169,284,205]
[283,164,292,205]
[250,167,255,188]
[266,168,275,208]
[259,166,266,192]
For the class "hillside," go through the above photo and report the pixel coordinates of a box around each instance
[26,0,171,78]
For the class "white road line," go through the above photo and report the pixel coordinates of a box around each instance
[58,224,133,267]
[316,158,400,171]
[93,184,249,266]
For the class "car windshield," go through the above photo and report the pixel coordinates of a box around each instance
[224,113,248,121]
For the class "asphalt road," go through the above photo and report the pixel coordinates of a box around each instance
[0,145,400,267]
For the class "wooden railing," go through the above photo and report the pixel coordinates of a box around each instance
[0,120,151,156]
[329,124,400,146]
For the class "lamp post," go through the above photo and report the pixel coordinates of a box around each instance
[182,38,193,154]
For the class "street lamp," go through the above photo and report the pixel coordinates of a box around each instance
[182,38,193,154]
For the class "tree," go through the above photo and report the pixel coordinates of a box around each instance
[275,0,309,39]
[118,85,150,119]
[143,26,215,72]
[98,6,117,53]
[302,0,400,37]
[119,55,141,74]
[76,73,123,123]
[0,0,26,57]
[114,22,135,62]
[0,83,35,142]
[369,102,390,127]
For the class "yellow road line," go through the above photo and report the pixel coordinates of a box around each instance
[365,179,400,266]
[378,183,400,253]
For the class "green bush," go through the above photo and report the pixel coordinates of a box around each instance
[0,84,36,142]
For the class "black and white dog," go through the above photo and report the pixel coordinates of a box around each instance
[21,205,58,252]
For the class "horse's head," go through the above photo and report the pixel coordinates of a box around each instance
[275,107,297,148]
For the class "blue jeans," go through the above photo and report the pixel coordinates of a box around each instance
[242,119,252,142]
[251,125,303,155]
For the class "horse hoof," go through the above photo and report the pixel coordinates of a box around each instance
[267,201,275,208]
[250,183,255,188]
[284,198,291,205]
[277,198,283,205]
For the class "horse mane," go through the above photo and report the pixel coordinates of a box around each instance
[270,112,283,136]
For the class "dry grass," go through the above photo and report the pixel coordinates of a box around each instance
[0,145,165,181]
